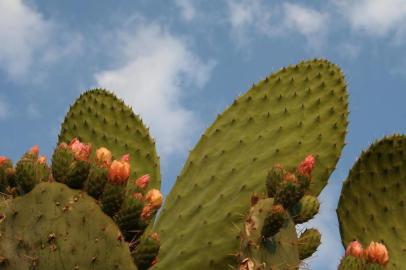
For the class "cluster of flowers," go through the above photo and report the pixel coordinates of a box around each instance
[63,138,163,220]
[345,240,389,266]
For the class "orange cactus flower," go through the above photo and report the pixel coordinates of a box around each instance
[96,147,112,167]
[108,159,130,184]
[365,242,389,266]
[0,156,8,166]
[135,174,150,189]
[30,145,39,156]
[141,205,154,220]
[145,189,163,209]
[345,241,363,258]
[37,155,47,165]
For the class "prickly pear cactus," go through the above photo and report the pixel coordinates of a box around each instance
[58,89,161,193]
[0,182,137,270]
[154,59,348,269]
[337,135,406,270]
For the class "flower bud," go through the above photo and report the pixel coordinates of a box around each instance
[30,145,39,156]
[96,147,112,167]
[38,156,47,165]
[135,174,150,189]
[145,189,163,209]
[365,242,389,266]
[297,154,315,176]
[345,241,363,258]
[68,138,92,161]
[141,205,154,220]
[108,160,130,184]
[121,154,130,162]
[132,192,144,201]
[0,156,8,166]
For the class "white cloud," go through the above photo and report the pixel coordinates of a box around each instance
[226,0,273,45]
[335,0,406,37]
[226,1,329,50]
[282,3,329,50]
[0,0,82,80]
[175,0,196,21]
[95,21,215,156]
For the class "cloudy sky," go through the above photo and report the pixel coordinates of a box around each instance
[1,1,406,269]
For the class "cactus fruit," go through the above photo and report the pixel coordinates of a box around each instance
[154,59,348,270]
[338,241,388,270]
[0,157,14,193]
[58,89,161,196]
[132,232,160,270]
[290,195,320,224]
[51,140,91,189]
[337,135,404,269]
[15,146,50,194]
[297,228,321,260]
[0,182,138,270]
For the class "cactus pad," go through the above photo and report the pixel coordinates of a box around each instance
[58,89,160,193]
[154,59,348,269]
[0,182,137,270]
[337,135,406,270]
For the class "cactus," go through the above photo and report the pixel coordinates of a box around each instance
[337,135,404,269]
[0,157,14,193]
[132,232,160,270]
[153,59,348,269]
[58,89,161,195]
[0,182,137,270]
[15,146,50,194]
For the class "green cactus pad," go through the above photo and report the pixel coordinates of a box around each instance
[0,182,137,270]
[132,233,160,270]
[297,228,321,260]
[337,256,365,270]
[15,154,50,194]
[58,89,160,193]
[337,135,406,270]
[154,59,348,269]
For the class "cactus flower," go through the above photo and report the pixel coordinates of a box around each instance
[145,189,163,209]
[69,138,92,161]
[133,192,144,201]
[283,172,298,183]
[365,242,389,266]
[30,145,39,156]
[135,174,150,189]
[96,147,112,167]
[0,156,7,166]
[141,205,154,220]
[121,154,130,162]
[38,155,47,165]
[108,159,130,184]
[150,232,160,242]
[297,154,315,176]
[345,241,363,258]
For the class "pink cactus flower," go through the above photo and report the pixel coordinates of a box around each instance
[364,242,389,266]
[30,145,39,156]
[0,156,8,166]
[120,154,130,162]
[68,138,92,161]
[132,192,144,201]
[135,174,150,189]
[108,159,130,184]
[145,189,163,209]
[96,147,112,167]
[297,154,315,176]
[37,156,47,165]
[345,241,363,258]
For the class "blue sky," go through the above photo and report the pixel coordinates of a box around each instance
[1,1,406,269]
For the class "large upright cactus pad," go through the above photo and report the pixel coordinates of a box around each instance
[337,135,406,270]
[0,182,137,270]
[58,89,160,192]
[154,59,348,269]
